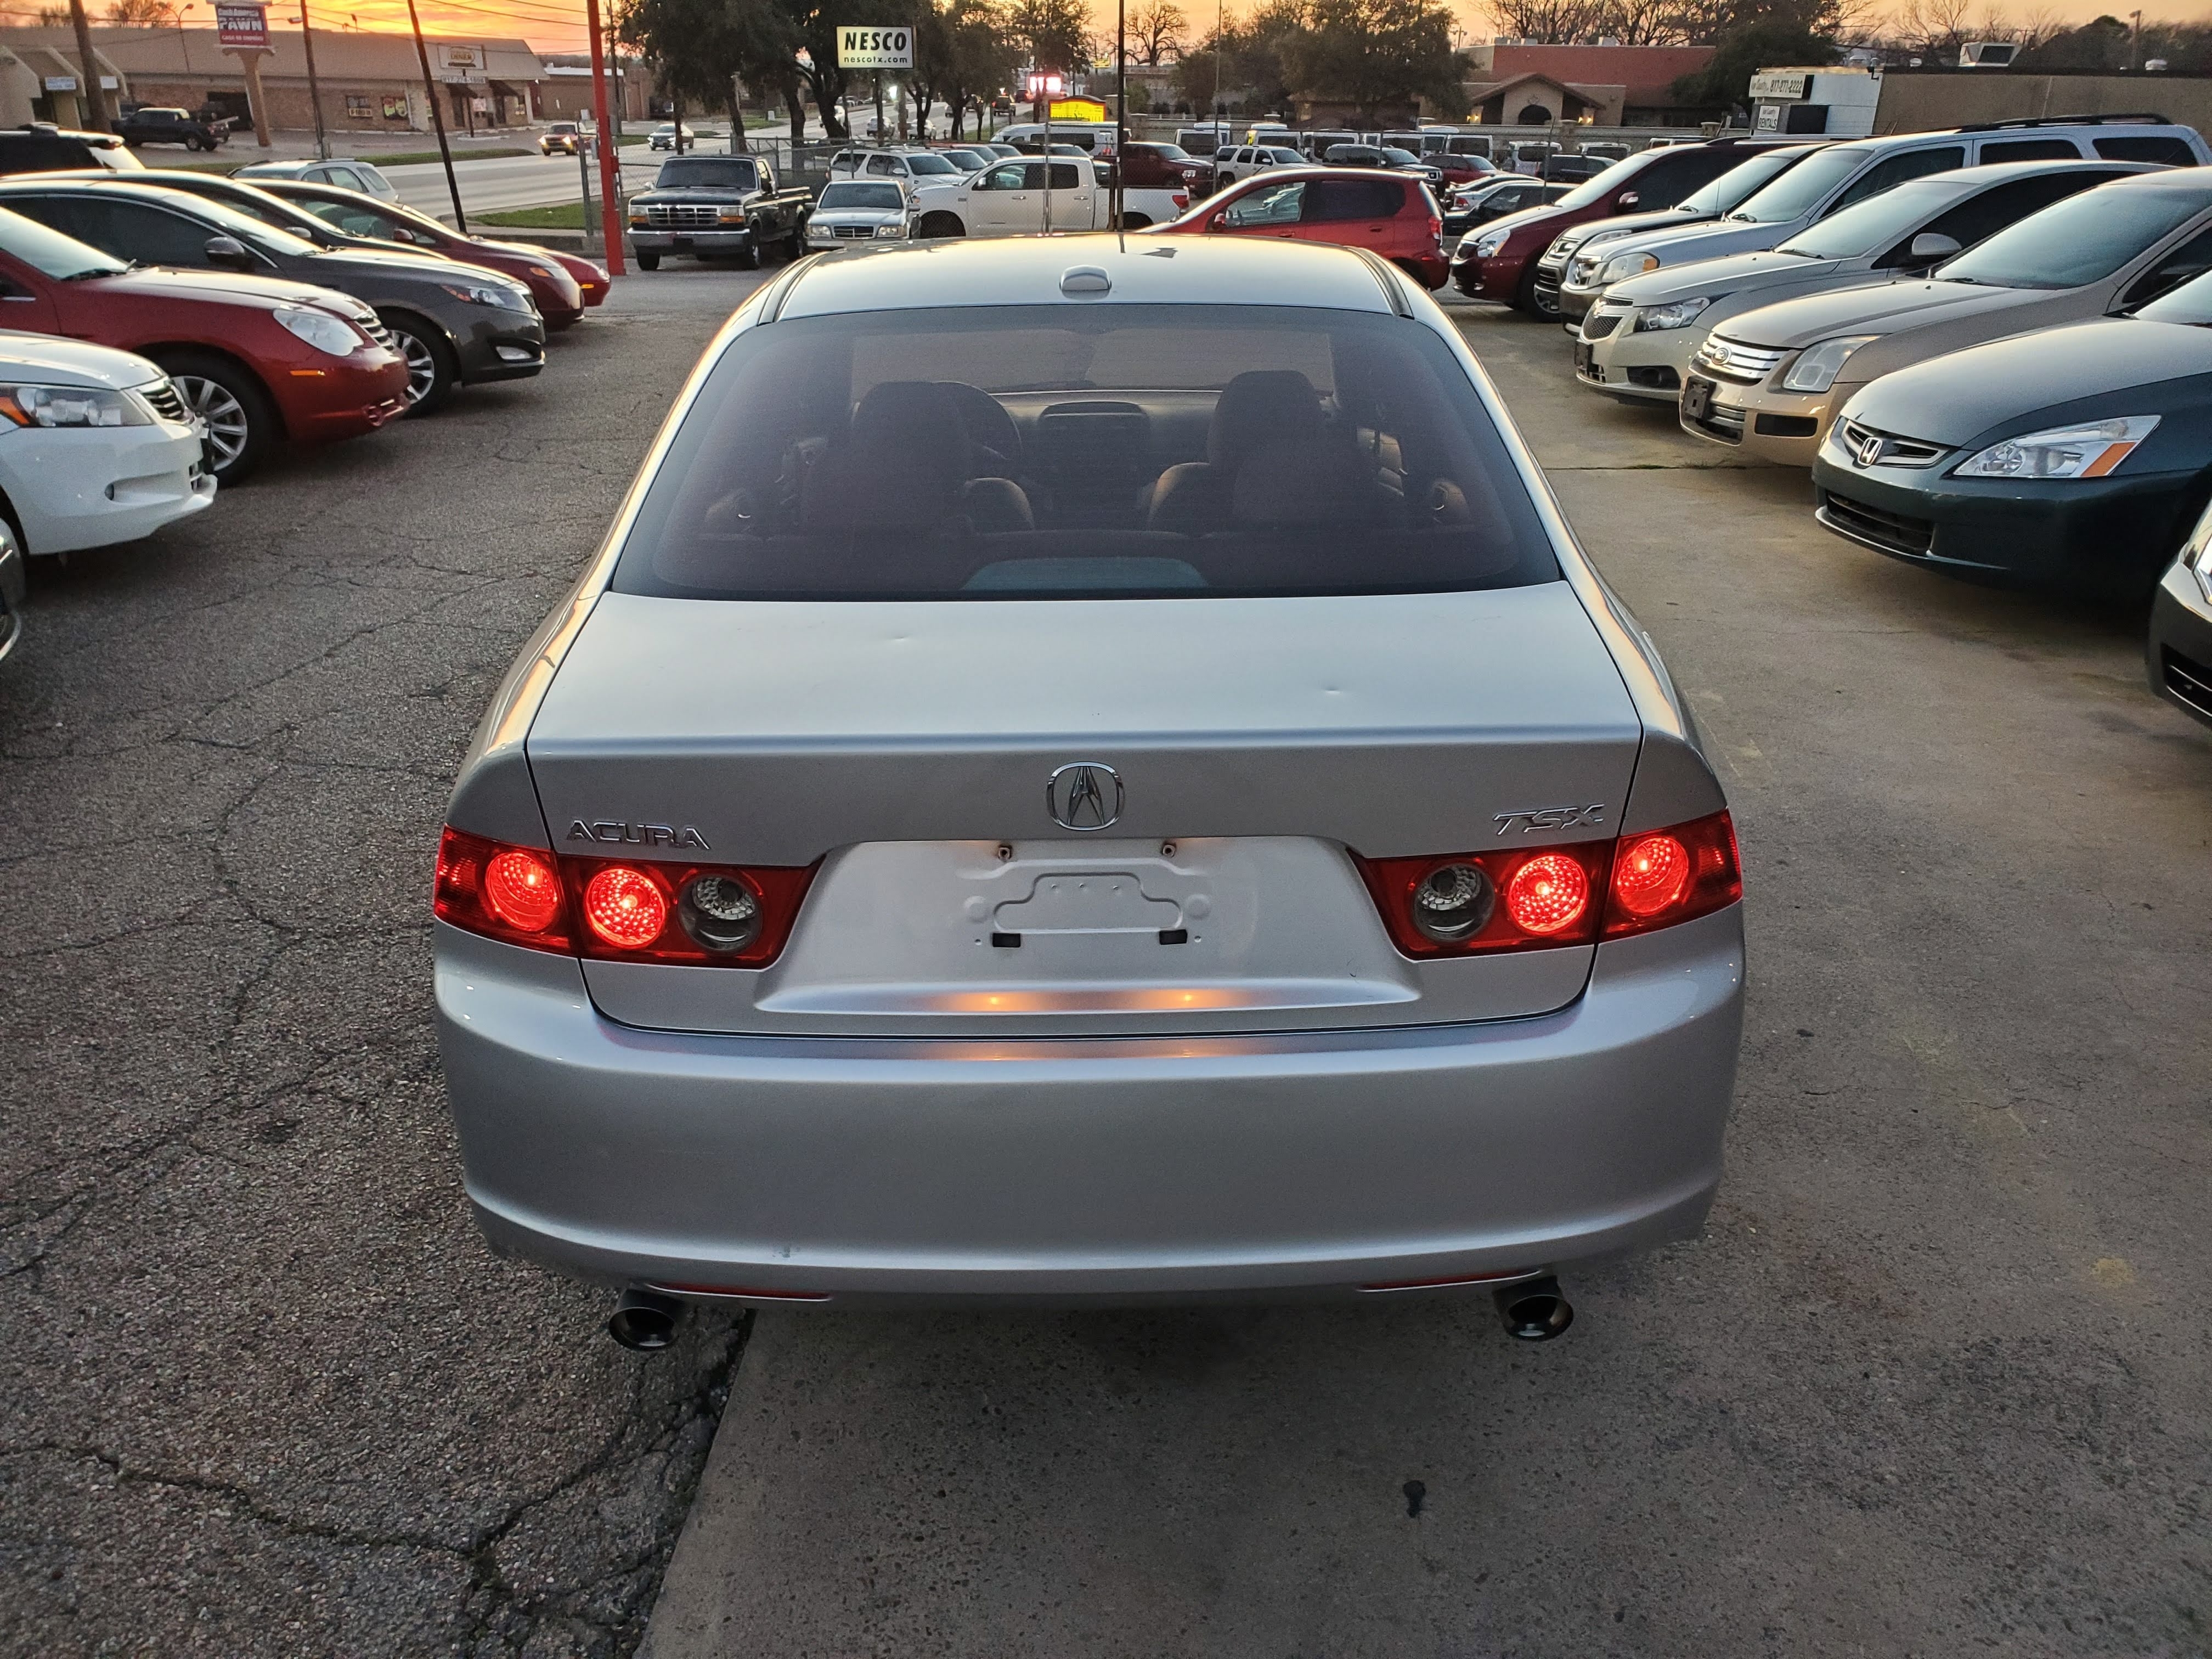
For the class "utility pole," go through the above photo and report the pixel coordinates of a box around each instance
[404,0,467,233]
[584,0,626,275]
[1113,0,1126,230]
[299,0,329,159]
[65,0,111,131]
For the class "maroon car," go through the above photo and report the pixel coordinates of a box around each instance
[1450,137,1801,319]
[1120,140,1213,204]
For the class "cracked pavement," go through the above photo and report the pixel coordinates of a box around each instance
[1,271,770,1658]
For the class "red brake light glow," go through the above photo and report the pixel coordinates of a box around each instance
[1504,851,1588,935]
[583,865,669,949]
[1352,809,1740,960]
[435,825,816,968]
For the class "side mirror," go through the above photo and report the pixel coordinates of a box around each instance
[1208,211,1227,230]
[203,234,255,270]
[1908,232,1961,264]
[1616,190,1639,207]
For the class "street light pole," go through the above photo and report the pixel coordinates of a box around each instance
[403,0,467,233]
[299,0,329,159]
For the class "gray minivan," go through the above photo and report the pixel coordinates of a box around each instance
[1556,115,2209,313]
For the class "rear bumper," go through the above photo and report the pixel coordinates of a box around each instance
[437,907,1745,1305]
[2148,556,2212,727]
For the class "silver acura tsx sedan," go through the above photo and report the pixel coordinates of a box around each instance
[433,235,1745,1346]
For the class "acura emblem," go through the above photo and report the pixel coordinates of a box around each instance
[1045,761,1122,831]
[1856,433,1884,468]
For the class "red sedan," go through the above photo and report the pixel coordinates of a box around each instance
[0,206,407,481]
[1150,166,1447,288]
[253,180,602,328]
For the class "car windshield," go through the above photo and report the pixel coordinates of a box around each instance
[655,157,760,190]
[1937,184,2210,288]
[2134,265,2212,321]
[1380,148,1419,165]
[905,153,960,174]
[1777,178,1957,259]
[157,192,320,255]
[1727,145,1871,222]
[1147,143,1192,160]
[1674,147,1810,216]
[941,151,984,170]
[1550,156,1642,210]
[817,182,904,210]
[614,304,1559,601]
[0,205,125,278]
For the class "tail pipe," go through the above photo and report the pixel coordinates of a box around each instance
[1493,1274,1573,1341]
[606,1286,682,1352]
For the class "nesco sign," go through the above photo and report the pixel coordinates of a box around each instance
[837,26,913,69]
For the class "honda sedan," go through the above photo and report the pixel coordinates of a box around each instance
[432,237,1745,1345]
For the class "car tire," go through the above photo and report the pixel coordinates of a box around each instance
[1516,262,1556,320]
[151,349,275,486]
[634,249,661,270]
[378,312,459,416]
[917,212,964,239]
[736,235,762,270]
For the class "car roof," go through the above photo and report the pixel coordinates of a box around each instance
[779,232,1400,321]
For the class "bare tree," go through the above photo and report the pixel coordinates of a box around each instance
[104,0,179,21]
[1128,0,1187,63]
[1894,0,1974,54]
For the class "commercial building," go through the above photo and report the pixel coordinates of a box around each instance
[0,25,646,137]
[1459,42,1719,127]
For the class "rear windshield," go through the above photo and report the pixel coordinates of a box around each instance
[654,157,760,190]
[1937,182,2210,287]
[614,304,1559,601]
[1727,145,1871,222]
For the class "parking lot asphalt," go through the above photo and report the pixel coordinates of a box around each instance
[0,269,771,1659]
[6,268,2210,1659]
[641,301,2212,1656]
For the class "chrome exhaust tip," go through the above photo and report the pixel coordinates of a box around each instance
[1493,1274,1573,1341]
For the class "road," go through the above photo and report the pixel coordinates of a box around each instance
[3,265,2208,1659]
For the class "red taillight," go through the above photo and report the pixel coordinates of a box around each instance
[1504,851,1588,935]
[435,826,817,967]
[1173,191,1189,208]
[1352,809,1739,960]
[583,865,668,949]
[436,827,571,952]
[1428,214,1443,241]
[1602,810,1740,940]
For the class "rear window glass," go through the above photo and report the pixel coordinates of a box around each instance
[614,304,1559,601]
[2096,134,2197,165]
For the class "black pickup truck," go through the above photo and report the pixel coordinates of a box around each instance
[625,153,812,270]
[114,105,231,151]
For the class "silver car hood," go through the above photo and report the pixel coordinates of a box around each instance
[1609,248,1842,308]
[1716,278,2039,349]
[526,585,1641,866]
[1843,315,2212,445]
[1583,217,1797,270]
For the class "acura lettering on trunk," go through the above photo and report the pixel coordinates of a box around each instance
[432,236,1746,1348]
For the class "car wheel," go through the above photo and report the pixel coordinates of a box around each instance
[634,249,661,270]
[379,313,458,416]
[917,212,964,239]
[1516,262,1556,320]
[155,351,274,485]
[735,235,762,270]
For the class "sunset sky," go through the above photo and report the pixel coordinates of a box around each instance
[109,0,2212,59]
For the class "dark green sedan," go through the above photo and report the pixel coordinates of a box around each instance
[1810,266,2212,596]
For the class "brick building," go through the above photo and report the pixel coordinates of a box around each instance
[1460,42,1719,126]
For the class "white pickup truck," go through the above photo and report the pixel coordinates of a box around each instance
[909,156,1187,239]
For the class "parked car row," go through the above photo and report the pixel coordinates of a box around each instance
[0,159,610,663]
[1455,114,2212,730]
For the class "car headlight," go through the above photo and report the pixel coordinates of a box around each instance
[1953,416,2162,481]
[1599,251,1660,284]
[0,383,148,428]
[1633,295,1709,332]
[1779,335,1880,394]
[1470,227,1511,258]
[440,280,524,309]
[2190,510,2212,605]
[808,224,837,241]
[718,207,749,223]
[873,222,905,238]
[273,303,361,356]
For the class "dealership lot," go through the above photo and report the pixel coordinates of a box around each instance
[4,269,2208,1658]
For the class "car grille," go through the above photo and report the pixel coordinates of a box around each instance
[1580,306,1625,341]
[1692,335,1787,385]
[644,204,722,228]
[360,315,394,351]
[830,224,876,239]
[1531,268,1561,306]
[1818,491,1936,557]
[1835,417,1949,469]
[139,379,188,423]
[2164,646,2212,719]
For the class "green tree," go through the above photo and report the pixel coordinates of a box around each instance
[915,0,1021,139]
[1007,0,1092,75]
[1282,0,1467,122]
[615,0,803,139]
[1669,0,1839,108]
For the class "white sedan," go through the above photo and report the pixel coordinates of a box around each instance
[0,332,212,558]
